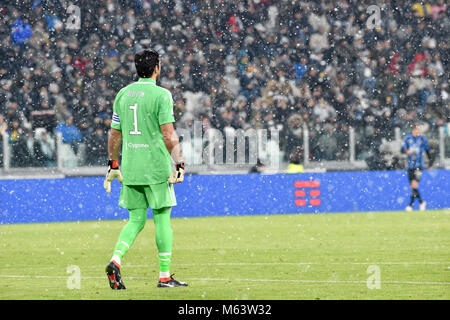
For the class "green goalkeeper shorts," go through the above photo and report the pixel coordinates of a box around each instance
[118,182,177,210]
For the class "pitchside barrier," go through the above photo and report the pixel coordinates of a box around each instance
[1,170,449,224]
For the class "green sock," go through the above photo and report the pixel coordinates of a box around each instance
[153,207,173,279]
[111,208,147,265]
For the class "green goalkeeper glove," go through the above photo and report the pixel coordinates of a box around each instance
[104,159,123,193]
[168,161,185,184]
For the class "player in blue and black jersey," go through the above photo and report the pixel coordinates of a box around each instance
[401,123,434,211]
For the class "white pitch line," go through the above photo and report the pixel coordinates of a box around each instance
[174,261,450,266]
[0,275,449,286]
[186,278,450,286]
[1,261,449,270]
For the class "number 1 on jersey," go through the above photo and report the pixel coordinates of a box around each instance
[129,103,142,135]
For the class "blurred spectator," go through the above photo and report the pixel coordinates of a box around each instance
[11,14,32,45]
[33,129,56,167]
[8,119,33,167]
[55,115,83,155]
[316,124,338,161]
[31,100,57,133]
[285,146,305,173]
[249,158,265,173]
[283,114,304,162]
[85,125,108,166]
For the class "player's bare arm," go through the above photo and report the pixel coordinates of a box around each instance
[161,123,182,163]
[103,128,123,194]
[161,123,184,184]
[108,128,122,160]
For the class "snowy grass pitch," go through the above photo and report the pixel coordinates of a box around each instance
[0,210,449,300]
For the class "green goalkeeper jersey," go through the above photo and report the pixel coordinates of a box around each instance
[111,78,175,185]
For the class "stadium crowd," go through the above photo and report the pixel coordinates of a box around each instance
[0,0,449,168]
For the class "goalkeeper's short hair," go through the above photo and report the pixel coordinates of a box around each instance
[135,49,159,78]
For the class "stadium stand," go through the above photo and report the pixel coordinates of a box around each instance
[0,0,448,169]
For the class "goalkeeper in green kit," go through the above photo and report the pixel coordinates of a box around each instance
[103,49,187,289]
